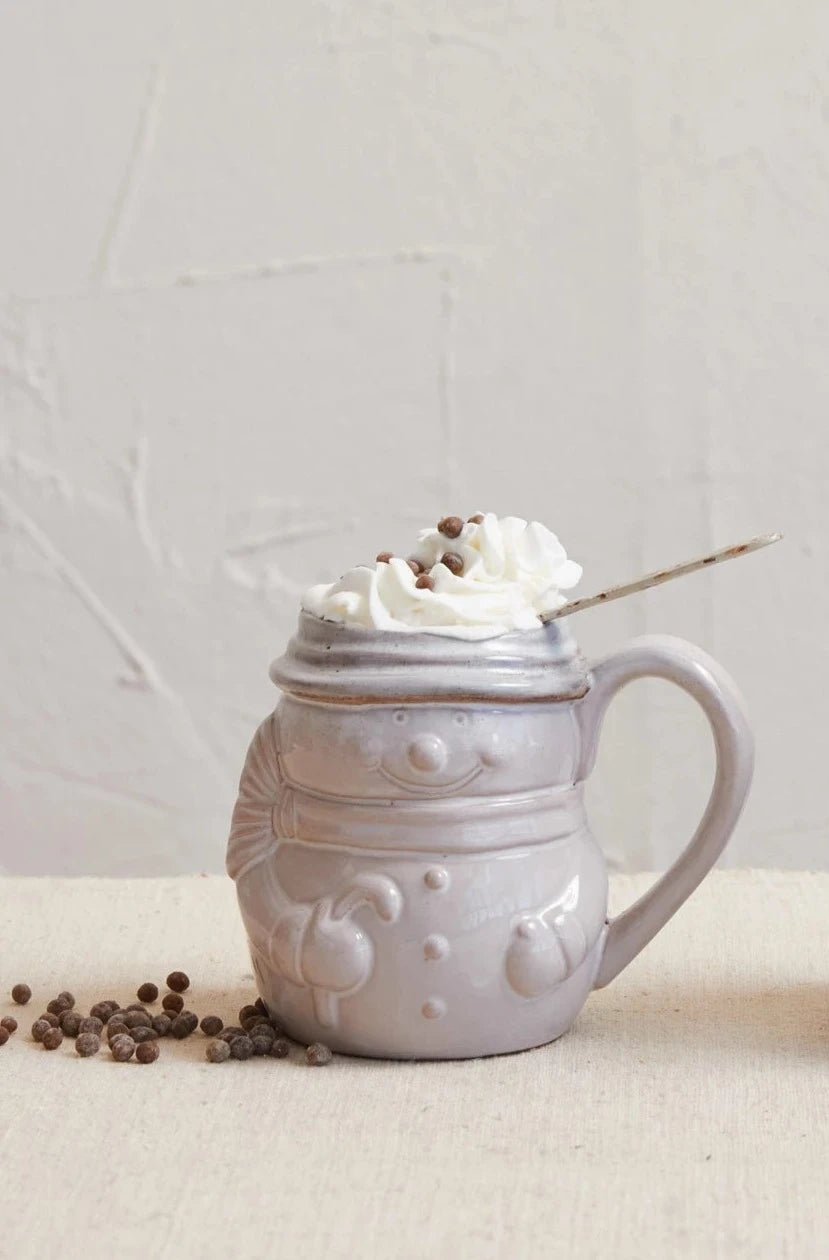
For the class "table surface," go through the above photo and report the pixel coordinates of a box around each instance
[0,871,827,1260]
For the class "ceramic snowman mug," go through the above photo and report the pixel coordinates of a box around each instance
[227,611,753,1059]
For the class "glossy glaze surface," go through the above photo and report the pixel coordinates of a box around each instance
[228,616,753,1058]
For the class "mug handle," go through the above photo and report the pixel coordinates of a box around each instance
[574,635,754,989]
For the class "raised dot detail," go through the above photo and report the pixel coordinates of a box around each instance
[421,998,446,1020]
[423,934,449,961]
[424,867,449,891]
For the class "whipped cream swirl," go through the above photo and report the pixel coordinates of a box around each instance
[301,513,582,640]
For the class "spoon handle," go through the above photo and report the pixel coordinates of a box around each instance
[546,532,782,621]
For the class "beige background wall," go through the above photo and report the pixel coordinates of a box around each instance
[0,2,823,874]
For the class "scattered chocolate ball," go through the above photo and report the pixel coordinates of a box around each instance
[200,1015,223,1037]
[217,1026,244,1044]
[136,1041,160,1064]
[125,1003,150,1014]
[31,1018,52,1043]
[440,552,464,576]
[0,1027,9,1047]
[110,1035,136,1062]
[250,1036,272,1056]
[165,971,189,994]
[238,1004,259,1025]
[306,1042,333,1066]
[136,982,159,1004]
[171,1012,198,1040]
[406,558,425,575]
[39,1011,60,1028]
[75,1032,101,1058]
[241,1014,267,1033]
[131,1026,158,1044]
[59,1010,82,1038]
[206,1040,231,1064]
[89,1002,114,1022]
[1,1017,18,1034]
[42,1028,63,1051]
[11,984,32,1006]
[375,551,393,563]
[152,1014,172,1037]
[415,574,435,590]
[124,1010,152,1030]
[161,992,184,1014]
[78,1016,103,1037]
[46,996,71,1016]
[269,1038,291,1059]
[246,1022,275,1042]
[58,991,75,1008]
[467,513,485,524]
[437,515,464,539]
[107,1022,130,1041]
[230,1035,254,1061]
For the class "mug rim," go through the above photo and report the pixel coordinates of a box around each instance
[270,611,591,703]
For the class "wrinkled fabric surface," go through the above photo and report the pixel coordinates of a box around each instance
[0,871,827,1260]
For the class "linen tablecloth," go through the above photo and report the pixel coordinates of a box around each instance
[1,871,827,1259]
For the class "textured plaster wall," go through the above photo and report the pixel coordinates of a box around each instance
[0,2,825,875]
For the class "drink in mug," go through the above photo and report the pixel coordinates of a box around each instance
[227,514,753,1058]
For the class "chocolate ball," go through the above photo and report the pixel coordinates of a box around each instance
[437,516,464,539]
[440,552,464,576]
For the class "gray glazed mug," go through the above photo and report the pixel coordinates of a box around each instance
[227,612,753,1059]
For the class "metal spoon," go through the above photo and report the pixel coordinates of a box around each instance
[545,532,782,621]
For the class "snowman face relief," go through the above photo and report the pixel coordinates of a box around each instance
[372,708,495,795]
[278,697,579,800]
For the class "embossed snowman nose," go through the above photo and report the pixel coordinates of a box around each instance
[407,734,448,773]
